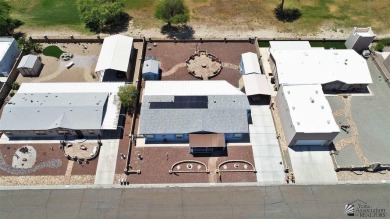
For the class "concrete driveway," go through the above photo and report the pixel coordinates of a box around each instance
[250,105,285,183]
[289,146,337,184]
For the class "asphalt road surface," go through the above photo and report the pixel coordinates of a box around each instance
[0,184,389,219]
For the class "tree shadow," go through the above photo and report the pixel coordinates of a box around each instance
[102,13,132,34]
[13,32,26,40]
[160,24,195,39]
[274,4,302,22]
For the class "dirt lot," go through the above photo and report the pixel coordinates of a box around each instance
[16,43,101,84]
[145,42,257,88]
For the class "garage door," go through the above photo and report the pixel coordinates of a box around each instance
[295,140,326,146]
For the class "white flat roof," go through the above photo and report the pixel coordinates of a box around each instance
[241,52,261,74]
[95,34,133,72]
[0,38,14,61]
[242,74,271,96]
[144,80,244,96]
[281,84,339,133]
[270,41,312,50]
[270,49,372,85]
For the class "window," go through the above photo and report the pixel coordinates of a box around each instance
[233,133,242,138]
[145,134,154,139]
[5,131,13,136]
[34,130,47,135]
[176,134,184,139]
[57,130,70,135]
[87,130,95,135]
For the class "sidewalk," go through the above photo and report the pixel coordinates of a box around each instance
[94,139,119,185]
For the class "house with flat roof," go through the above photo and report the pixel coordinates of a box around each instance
[275,84,340,147]
[0,37,20,77]
[138,80,250,153]
[0,82,125,139]
[95,34,134,81]
[269,48,372,92]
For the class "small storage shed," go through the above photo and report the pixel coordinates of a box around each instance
[142,60,160,80]
[17,55,42,77]
[240,52,261,75]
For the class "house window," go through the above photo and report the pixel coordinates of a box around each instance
[5,131,13,136]
[145,134,154,139]
[233,133,243,138]
[87,130,95,135]
[176,134,184,139]
[34,130,47,135]
[57,130,70,135]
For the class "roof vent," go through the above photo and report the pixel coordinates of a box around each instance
[315,90,318,94]
[213,100,216,103]
[297,122,300,125]
[327,120,330,124]
[287,91,290,94]
[344,59,348,65]
[321,106,324,109]
[292,106,295,110]
[310,97,314,103]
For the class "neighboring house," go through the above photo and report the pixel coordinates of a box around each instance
[240,52,261,74]
[269,48,372,92]
[345,27,375,54]
[0,82,125,139]
[239,74,271,102]
[17,54,42,77]
[142,59,160,80]
[138,80,250,153]
[275,84,340,147]
[95,34,134,82]
[0,37,20,77]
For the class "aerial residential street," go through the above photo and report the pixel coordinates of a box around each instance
[0,184,389,218]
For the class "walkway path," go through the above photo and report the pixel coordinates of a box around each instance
[94,138,120,185]
[249,105,284,183]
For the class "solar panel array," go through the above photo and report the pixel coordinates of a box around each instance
[150,96,208,109]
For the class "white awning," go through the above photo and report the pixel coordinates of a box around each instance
[241,52,261,74]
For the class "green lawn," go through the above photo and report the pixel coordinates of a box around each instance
[310,41,347,49]
[6,0,390,34]
[42,46,65,58]
[8,0,81,26]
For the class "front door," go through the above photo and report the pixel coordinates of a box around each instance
[75,130,84,139]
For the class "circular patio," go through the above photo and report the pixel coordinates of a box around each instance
[186,51,222,80]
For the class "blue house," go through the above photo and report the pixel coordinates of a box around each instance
[138,81,251,152]
[0,37,20,77]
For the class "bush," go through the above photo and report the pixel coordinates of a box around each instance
[77,0,125,32]
[9,91,15,97]
[117,85,138,113]
[11,82,20,90]
[375,42,385,52]
[155,0,189,26]
[374,37,390,52]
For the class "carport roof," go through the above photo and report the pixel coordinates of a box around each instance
[242,74,271,96]
[95,34,133,72]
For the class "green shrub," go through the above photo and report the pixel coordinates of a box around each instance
[9,91,15,97]
[375,37,390,52]
[11,82,20,90]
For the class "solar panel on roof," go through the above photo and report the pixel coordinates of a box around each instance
[150,96,208,109]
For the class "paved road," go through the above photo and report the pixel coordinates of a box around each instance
[0,184,389,219]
